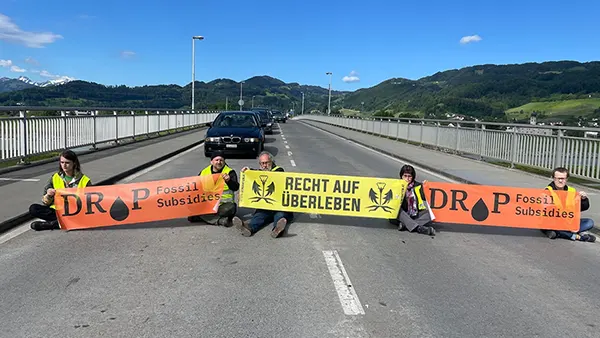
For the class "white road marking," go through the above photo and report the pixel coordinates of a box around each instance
[285,145,290,149]
[309,213,322,219]
[287,151,293,156]
[0,223,32,245]
[0,178,40,182]
[305,123,459,184]
[284,140,288,144]
[323,250,365,316]
[118,143,205,183]
[290,159,296,167]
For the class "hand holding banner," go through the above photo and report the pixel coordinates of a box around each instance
[54,174,225,230]
[423,182,581,231]
[239,170,408,219]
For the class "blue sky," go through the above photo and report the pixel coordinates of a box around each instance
[1,0,599,91]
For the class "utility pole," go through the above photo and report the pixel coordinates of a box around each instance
[301,92,305,115]
[239,81,244,111]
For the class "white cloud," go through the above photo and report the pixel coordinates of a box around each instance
[38,69,75,81]
[342,70,360,83]
[40,70,56,78]
[24,57,39,65]
[10,65,26,72]
[120,50,136,59]
[460,35,482,44]
[0,59,13,67]
[0,13,63,48]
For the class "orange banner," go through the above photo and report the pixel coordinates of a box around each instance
[54,174,225,230]
[423,182,581,231]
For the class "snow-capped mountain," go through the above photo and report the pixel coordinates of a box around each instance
[17,76,75,87]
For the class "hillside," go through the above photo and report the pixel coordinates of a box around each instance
[0,75,347,113]
[3,60,600,121]
[341,61,600,121]
[0,77,35,93]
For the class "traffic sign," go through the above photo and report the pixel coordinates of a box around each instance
[238,99,244,106]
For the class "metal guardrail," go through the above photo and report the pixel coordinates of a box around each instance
[0,107,222,163]
[295,114,600,183]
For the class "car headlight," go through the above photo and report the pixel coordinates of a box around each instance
[244,138,259,142]
[205,137,220,142]
[267,123,272,127]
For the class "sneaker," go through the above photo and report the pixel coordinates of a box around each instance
[237,220,252,237]
[271,218,287,238]
[416,225,435,236]
[30,220,59,231]
[544,230,557,239]
[580,234,596,242]
[230,216,242,229]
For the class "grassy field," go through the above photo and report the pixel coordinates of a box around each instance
[505,98,600,120]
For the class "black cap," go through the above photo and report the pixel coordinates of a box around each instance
[210,151,225,160]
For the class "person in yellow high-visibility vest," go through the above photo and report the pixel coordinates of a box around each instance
[541,167,595,242]
[29,150,92,231]
[238,151,293,238]
[188,151,243,228]
[389,164,436,236]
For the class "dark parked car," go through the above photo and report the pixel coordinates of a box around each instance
[204,111,265,158]
[271,110,287,123]
[250,107,274,134]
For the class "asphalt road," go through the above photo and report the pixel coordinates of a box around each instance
[0,121,599,338]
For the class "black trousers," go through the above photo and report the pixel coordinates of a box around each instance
[29,204,58,222]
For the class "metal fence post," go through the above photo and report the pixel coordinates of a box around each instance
[553,129,564,168]
[510,128,518,168]
[18,111,28,163]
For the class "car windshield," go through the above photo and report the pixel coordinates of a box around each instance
[213,114,257,128]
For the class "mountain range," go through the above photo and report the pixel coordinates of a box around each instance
[0,76,75,93]
[2,60,600,122]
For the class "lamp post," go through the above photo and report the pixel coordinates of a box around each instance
[301,92,305,115]
[191,35,204,111]
[326,72,332,115]
[239,81,244,111]
[252,95,255,108]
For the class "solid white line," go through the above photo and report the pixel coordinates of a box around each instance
[119,143,204,183]
[285,145,290,149]
[0,222,32,245]
[304,123,459,184]
[0,178,40,182]
[287,151,293,156]
[290,159,296,167]
[323,250,365,316]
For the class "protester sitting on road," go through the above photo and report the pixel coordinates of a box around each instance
[237,151,293,238]
[541,167,596,242]
[29,150,92,231]
[188,151,243,228]
[389,164,436,236]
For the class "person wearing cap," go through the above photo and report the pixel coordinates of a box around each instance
[188,151,243,227]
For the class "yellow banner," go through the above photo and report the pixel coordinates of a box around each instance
[239,170,408,218]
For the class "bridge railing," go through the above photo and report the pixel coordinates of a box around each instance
[0,107,222,164]
[295,114,600,183]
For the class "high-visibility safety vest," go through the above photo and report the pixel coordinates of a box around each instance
[200,165,234,203]
[546,185,577,210]
[414,184,427,211]
[271,165,282,171]
[49,173,91,209]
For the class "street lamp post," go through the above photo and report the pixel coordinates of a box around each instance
[301,92,305,115]
[252,95,255,108]
[191,35,204,111]
[326,72,332,115]
[239,81,244,111]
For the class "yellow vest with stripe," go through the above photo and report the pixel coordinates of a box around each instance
[414,184,427,211]
[49,173,91,209]
[200,165,234,203]
[271,165,282,171]
[546,185,577,210]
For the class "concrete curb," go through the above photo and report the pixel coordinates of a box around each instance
[0,126,205,176]
[299,120,600,237]
[0,139,205,234]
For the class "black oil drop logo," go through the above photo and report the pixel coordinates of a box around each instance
[109,197,129,221]
[471,198,489,222]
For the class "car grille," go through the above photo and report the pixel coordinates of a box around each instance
[222,136,241,143]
